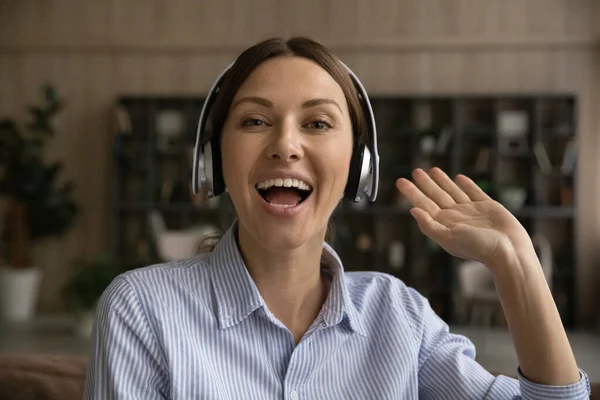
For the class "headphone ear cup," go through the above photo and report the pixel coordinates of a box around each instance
[344,142,366,202]
[210,137,225,196]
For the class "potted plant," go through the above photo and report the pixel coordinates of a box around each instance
[0,85,78,323]
[63,256,120,337]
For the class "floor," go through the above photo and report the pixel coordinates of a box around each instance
[1,316,600,382]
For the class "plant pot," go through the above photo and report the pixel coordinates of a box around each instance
[0,265,41,323]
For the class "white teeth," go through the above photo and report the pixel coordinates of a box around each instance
[270,203,296,208]
[256,178,312,191]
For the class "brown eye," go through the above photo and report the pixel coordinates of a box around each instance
[305,119,332,130]
[242,118,265,127]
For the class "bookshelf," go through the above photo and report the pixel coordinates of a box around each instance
[112,94,578,327]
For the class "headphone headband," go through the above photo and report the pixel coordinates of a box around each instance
[192,60,379,203]
[192,62,234,195]
[341,62,380,201]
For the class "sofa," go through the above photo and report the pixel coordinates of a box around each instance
[0,354,87,400]
[0,354,597,399]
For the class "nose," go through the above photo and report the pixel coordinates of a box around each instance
[265,121,304,162]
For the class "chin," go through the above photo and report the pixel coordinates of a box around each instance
[233,183,333,252]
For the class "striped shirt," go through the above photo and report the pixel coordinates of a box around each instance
[84,222,591,399]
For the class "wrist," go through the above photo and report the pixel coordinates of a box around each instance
[487,237,541,285]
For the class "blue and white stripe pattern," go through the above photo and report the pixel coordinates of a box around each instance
[84,222,591,399]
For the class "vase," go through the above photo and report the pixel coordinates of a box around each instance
[0,265,41,324]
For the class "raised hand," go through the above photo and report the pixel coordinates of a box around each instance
[395,167,533,271]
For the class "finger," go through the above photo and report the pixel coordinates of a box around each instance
[412,168,456,209]
[396,177,439,216]
[410,207,451,242]
[455,174,492,201]
[429,167,471,204]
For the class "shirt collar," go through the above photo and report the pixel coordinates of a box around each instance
[209,223,264,329]
[209,222,367,337]
[320,241,368,337]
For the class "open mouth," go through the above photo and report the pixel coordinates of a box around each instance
[256,178,313,208]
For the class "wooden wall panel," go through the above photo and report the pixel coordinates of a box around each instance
[591,46,600,316]
[113,55,150,94]
[0,55,22,116]
[188,54,238,93]
[0,0,598,324]
[108,0,158,46]
[1,0,596,49]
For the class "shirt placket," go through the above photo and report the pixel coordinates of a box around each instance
[283,318,333,400]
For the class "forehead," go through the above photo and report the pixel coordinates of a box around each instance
[232,56,347,105]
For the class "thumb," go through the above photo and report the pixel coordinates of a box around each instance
[410,208,449,241]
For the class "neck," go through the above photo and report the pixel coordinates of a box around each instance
[237,224,329,343]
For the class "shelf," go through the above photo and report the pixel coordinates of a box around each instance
[335,205,412,216]
[509,206,574,218]
[540,130,575,139]
[497,150,533,158]
[112,94,578,328]
[462,127,495,138]
[337,205,573,218]
[116,203,220,213]
[378,128,417,139]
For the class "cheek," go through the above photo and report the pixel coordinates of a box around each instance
[220,134,263,203]
[318,139,353,190]
[220,136,247,189]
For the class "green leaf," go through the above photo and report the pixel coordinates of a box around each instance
[63,256,121,311]
[0,84,78,246]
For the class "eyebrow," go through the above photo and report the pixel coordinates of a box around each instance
[302,98,342,113]
[231,96,273,110]
[231,96,342,113]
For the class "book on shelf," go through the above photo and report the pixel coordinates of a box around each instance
[533,142,552,174]
[561,138,577,176]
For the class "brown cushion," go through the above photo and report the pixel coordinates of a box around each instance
[0,354,87,400]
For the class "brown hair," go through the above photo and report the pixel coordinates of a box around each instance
[209,36,365,144]
[197,36,364,253]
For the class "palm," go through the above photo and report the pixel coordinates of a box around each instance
[396,168,530,267]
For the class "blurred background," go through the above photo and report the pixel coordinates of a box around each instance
[0,0,599,389]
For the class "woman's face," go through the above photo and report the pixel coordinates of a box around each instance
[220,56,354,251]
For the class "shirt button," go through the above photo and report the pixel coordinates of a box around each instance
[290,391,298,400]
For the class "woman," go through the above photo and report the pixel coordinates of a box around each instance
[84,37,590,399]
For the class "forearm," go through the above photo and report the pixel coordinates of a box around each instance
[491,243,580,386]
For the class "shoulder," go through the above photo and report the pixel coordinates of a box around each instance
[344,270,429,307]
[98,254,214,315]
[120,254,212,288]
[343,271,434,333]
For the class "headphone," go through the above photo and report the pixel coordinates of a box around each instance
[192,61,379,203]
